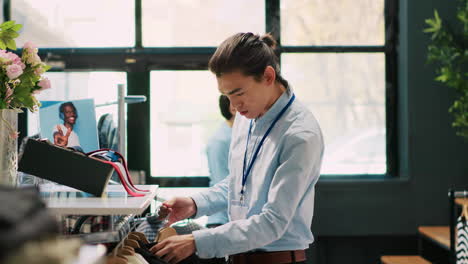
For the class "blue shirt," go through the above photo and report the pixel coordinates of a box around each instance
[205,122,231,225]
[191,91,324,258]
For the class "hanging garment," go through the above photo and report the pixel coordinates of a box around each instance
[457,215,468,264]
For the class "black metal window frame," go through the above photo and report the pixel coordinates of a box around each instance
[7,0,398,186]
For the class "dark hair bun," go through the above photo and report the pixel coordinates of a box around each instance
[260,34,277,49]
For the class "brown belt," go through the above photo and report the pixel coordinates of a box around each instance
[229,250,306,264]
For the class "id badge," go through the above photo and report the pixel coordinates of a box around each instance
[230,200,248,221]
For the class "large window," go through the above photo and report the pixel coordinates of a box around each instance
[145,0,391,177]
[13,0,397,185]
[150,71,220,177]
[279,0,390,176]
[142,0,265,47]
[12,0,135,47]
[282,53,386,175]
[281,0,385,45]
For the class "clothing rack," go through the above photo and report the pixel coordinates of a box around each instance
[448,189,468,264]
[66,214,138,244]
[95,83,147,159]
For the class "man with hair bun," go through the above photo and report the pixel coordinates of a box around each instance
[151,32,324,264]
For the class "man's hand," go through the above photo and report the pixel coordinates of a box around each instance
[54,125,72,147]
[150,234,196,264]
[160,197,197,225]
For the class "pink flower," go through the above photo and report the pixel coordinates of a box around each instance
[0,52,11,63]
[26,53,41,66]
[23,41,37,51]
[5,52,20,63]
[34,66,45,76]
[6,64,23,79]
[37,77,51,91]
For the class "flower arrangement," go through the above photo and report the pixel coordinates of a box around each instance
[0,21,51,138]
[0,21,51,110]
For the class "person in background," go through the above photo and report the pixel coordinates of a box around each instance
[151,32,324,264]
[205,94,236,228]
[53,101,82,151]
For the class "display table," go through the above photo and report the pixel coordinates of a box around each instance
[39,184,158,216]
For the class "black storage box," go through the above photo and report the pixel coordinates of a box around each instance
[18,139,114,197]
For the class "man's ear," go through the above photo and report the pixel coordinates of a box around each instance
[263,66,276,86]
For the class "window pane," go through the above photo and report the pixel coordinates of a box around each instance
[143,0,265,47]
[282,53,386,174]
[281,0,385,46]
[0,1,3,24]
[29,72,127,137]
[12,0,135,47]
[150,71,221,177]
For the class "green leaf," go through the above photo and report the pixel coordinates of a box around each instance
[426,10,442,34]
[436,74,448,82]
[0,21,16,30]
[0,40,7,50]
[425,18,436,27]
[434,9,441,24]
[10,24,22,32]
[2,30,19,38]
[5,38,16,50]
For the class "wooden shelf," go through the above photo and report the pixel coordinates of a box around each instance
[381,256,431,264]
[418,226,450,250]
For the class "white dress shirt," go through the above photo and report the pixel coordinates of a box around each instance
[191,90,324,258]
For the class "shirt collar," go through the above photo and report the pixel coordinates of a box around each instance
[254,89,292,127]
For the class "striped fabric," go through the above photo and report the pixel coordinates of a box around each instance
[457,215,468,264]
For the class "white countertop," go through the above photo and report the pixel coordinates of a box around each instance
[156,187,208,201]
[39,184,158,216]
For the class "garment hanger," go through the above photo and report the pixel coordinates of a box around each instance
[463,191,468,220]
[130,231,150,244]
[124,239,140,249]
[463,204,468,220]
[123,246,135,252]
[155,226,177,243]
[117,247,133,258]
[127,234,141,242]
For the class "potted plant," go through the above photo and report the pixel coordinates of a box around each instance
[424,0,468,140]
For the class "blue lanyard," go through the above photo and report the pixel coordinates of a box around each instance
[241,94,296,201]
